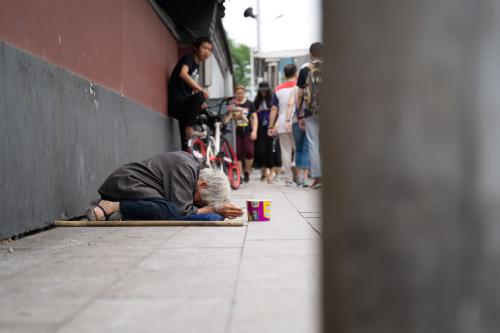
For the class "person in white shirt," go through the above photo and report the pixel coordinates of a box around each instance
[268,64,299,186]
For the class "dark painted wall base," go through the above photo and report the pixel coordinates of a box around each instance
[0,40,180,239]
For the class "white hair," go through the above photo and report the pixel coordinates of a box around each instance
[199,168,231,209]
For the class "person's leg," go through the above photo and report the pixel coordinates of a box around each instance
[279,133,295,184]
[179,121,188,151]
[268,135,282,183]
[244,158,253,173]
[236,135,244,162]
[305,116,321,183]
[264,131,275,182]
[88,199,120,220]
[302,128,311,187]
[120,198,181,220]
[261,167,269,181]
[257,125,271,181]
[293,123,307,169]
[237,135,248,182]
[243,135,254,182]
[180,92,205,145]
[292,123,304,185]
[172,99,188,150]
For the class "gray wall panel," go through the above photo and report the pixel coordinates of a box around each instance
[0,41,180,239]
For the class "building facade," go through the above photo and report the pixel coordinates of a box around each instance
[0,0,232,239]
[254,49,308,89]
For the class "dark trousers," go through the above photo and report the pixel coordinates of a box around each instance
[237,134,255,161]
[254,125,282,168]
[99,197,224,221]
[120,198,181,220]
[171,92,205,150]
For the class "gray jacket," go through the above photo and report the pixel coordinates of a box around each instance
[98,151,200,215]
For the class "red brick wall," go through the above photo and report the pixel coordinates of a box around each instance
[0,0,178,114]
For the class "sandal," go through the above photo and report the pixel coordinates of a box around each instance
[86,202,111,221]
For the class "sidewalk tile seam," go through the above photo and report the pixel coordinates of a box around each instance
[53,226,186,332]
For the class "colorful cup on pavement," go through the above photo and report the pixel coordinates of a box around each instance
[246,199,271,222]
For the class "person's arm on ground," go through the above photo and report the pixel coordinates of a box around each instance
[197,203,243,219]
[179,64,209,99]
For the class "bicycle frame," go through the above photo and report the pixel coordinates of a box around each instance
[206,121,222,169]
[187,97,241,189]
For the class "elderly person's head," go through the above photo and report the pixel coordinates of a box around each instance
[193,168,231,209]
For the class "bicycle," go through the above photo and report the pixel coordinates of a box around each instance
[187,97,241,190]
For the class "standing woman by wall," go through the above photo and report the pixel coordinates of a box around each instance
[253,81,282,182]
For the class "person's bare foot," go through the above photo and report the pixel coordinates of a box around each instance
[266,171,276,184]
[261,168,270,182]
[93,200,120,220]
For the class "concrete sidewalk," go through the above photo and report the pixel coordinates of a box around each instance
[0,173,322,333]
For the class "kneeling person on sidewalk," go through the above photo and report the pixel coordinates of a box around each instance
[86,151,243,221]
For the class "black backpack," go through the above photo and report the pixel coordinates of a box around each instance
[303,61,321,116]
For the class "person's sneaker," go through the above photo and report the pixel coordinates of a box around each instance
[285,180,294,187]
[301,178,309,188]
[243,172,250,183]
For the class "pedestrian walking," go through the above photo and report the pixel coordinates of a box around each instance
[224,85,258,183]
[297,42,323,189]
[253,81,282,182]
[269,64,298,186]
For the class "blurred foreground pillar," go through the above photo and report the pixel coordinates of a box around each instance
[322,1,500,332]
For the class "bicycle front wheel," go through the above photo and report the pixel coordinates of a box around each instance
[206,137,221,170]
[220,139,241,190]
[188,137,207,158]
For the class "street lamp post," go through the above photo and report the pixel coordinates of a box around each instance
[243,2,261,99]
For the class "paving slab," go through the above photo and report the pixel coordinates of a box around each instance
[245,223,321,240]
[0,323,60,333]
[57,298,232,333]
[0,297,89,326]
[161,226,247,248]
[0,170,321,333]
[306,217,322,235]
[243,239,321,257]
[103,248,241,299]
[229,256,320,333]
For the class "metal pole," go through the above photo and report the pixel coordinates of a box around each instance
[249,48,255,100]
[256,0,262,53]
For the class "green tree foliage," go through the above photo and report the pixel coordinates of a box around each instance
[229,38,251,87]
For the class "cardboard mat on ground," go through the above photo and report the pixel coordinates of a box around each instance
[53,220,244,227]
